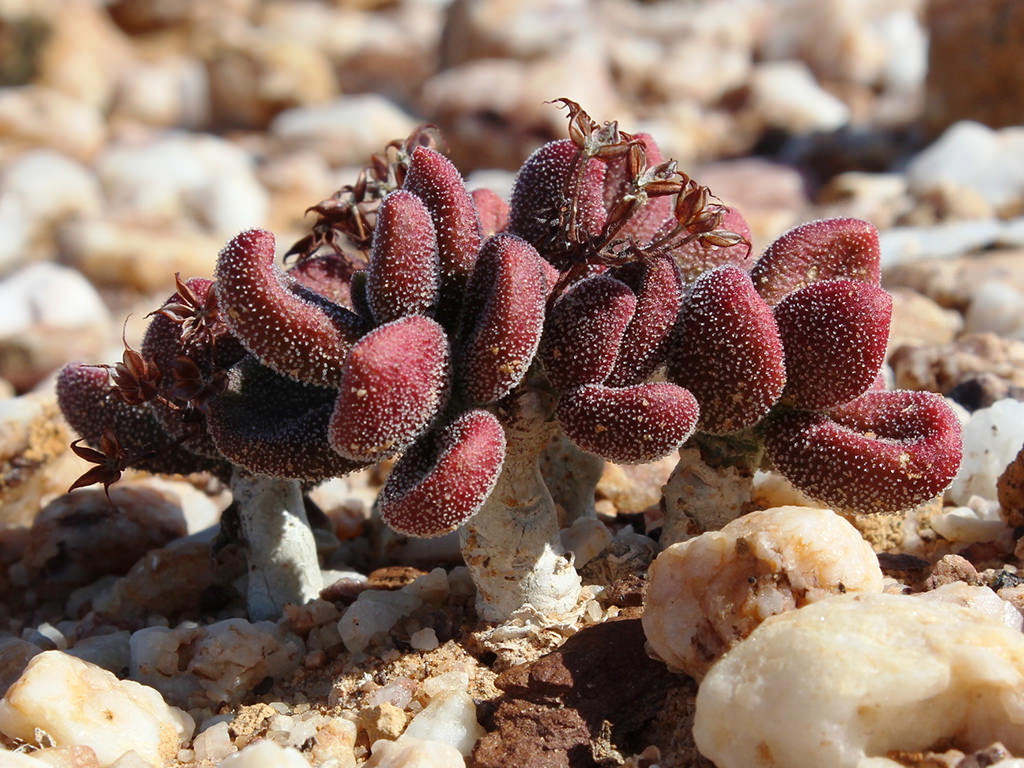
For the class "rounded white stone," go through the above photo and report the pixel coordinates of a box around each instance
[643,506,883,678]
[694,592,1024,768]
[0,651,193,768]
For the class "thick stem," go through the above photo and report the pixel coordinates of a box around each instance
[540,430,605,523]
[660,433,762,547]
[231,470,322,620]
[460,391,582,622]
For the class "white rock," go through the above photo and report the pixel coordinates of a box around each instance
[269,96,418,167]
[759,0,926,90]
[929,496,1010,545]
[947,399,1024,505]
[0,194,28,273]
[907,122,1024,214]
[129,619,304,709]
[878,219,1016,267]
[0,750,54,767]
[108,752,151,768]
[338,568,449,654]
[0,262,109,338]
[1,150,101,234]
[309,716,357,767]
[560,517,612,568]
[192,721,236,762]
[916,583,1023,631]
[965,282,1024,340]
[217,741,308,768]
[0,651,194,768]
[111,56,210,129]
[409,628,439,652]
[400,691,484,757]
[419,667,471,700]
[364,736,465,768]
[95,133,268,237]
[643,506,883,678]
[748,61,850,134]
[695,592,1024,768]
[0,86,106,160]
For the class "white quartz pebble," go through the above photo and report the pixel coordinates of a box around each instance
[0,651,194,768]
[364,736,464,768]
[129,618,304,709]
[216,741,308,768]
[694,593,1024,768]
[947,399,1024,505]
[401,691,484,757]
[643,506,883,678]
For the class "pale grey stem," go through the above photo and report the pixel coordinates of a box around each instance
[231,470,323,620]
[460,391,582,622]
[660,446,754,547]
[540,431,605,523]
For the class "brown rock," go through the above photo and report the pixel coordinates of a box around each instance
[925,0,1024,135]
[0,637,41,698]
[596,454,676,515]
[357,702,409,744]
[19,485,187,600]
[204,29,337,130]
[637,678,714,768]
[998,444,1024,527]
[924,554,983,590]
[92,536,241,625]
[472,700,591,768]
[366,566,427,591]
[0,392,86,529]
[472,619,675,768]
[889,333,1024,396]
[883,251,1024,311]
[886,288,963,354]
[35,1,133,110]
[946,373,1024,412]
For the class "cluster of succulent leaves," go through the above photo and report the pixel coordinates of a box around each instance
[58,99,961,536]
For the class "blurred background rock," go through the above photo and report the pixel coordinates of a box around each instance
[0,0,1022,397]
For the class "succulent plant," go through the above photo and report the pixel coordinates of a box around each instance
[662,217,963,541]
[57,101,962,622]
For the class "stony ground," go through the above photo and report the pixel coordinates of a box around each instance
[3,1,1024,767]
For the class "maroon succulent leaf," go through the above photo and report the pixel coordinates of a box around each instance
[764,390,963,514]
[457,233,549,405]
[507,139,608,271]
[402,146,483,307]
[750,217,881,306]
[774,279,892,411]
[286,251,360,309]
[557,382,699,464]
[378,409,507,538]
[206,356,367,482]
[472,188,510,238]
[367,189,440,324]
[329,315,451,462]
[667,266,786,434]
[56,363,223,477]
[540,274,637,392]
[605,254,684,386]
[668,206,755,285]
[214,229,367,388]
